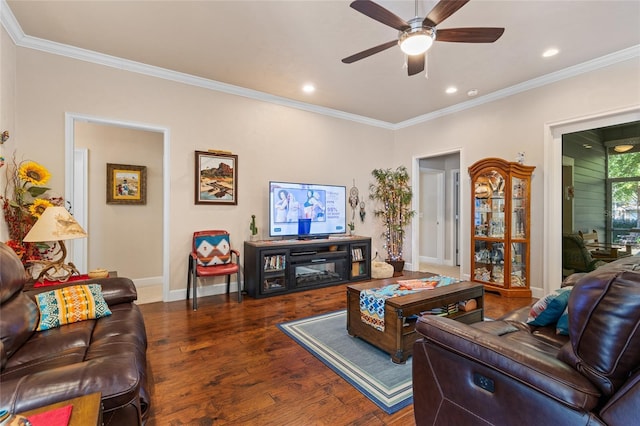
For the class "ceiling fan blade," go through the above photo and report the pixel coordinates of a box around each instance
[350,0,410,31]
[407,54,425,76]
[436,27,505,43]
[342,40,398,64]
[423,0,470,27]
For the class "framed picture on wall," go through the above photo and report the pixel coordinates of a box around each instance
[195,150,238,205]
[106,163,147,205]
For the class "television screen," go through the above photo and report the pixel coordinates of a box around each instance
[269,181,347,238]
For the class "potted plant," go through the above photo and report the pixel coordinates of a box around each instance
[369,166,416,275]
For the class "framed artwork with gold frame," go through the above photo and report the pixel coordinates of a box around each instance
[106,163,147,205]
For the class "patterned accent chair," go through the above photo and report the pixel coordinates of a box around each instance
[187,230,241,309]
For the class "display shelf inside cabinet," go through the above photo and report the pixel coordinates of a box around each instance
[469,158,535,297]
[244,236,371,298]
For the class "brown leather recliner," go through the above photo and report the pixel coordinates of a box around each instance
[412,254,640,426]
[0,242,150,424]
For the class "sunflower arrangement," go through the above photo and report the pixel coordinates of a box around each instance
[1,155,63,265]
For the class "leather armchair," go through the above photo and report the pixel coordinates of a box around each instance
[0,242,150,424]
[562,233,607,276]
[412,254,640,426]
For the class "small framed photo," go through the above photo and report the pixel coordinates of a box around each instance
[106,163,147,205]
[195,151,238,205]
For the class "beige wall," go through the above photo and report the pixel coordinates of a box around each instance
[2,25,639,300]
[75,121,163,280]
[394,57,640,294]
[9,46,392,300]
[0,27,16,242]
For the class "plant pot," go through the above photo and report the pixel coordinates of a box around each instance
[386,259,405,277]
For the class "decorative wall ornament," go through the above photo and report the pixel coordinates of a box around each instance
[349,179,359,222]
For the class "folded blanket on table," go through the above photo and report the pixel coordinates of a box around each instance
[359,276,459,331]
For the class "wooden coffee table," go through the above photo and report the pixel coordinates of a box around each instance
[347,272,484,363]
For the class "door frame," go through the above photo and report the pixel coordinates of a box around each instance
[544,105,640,294]
[412,149,463,276]
[65,112,172,301]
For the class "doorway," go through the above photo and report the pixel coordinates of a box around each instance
[544,105,640,294]
[65,113,171,302]
[419,169,444,264]
[412,151,461,274]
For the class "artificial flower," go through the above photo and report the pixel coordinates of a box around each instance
[29,198,54,218]
[2,155,62,266]
[18,161,51,186]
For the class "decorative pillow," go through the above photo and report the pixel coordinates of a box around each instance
[194,233,231,266]
[36,284,112,331]
[527,287,572,327]
[556,306,569,335]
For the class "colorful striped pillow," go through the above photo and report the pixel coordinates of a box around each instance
[35,284,112,331]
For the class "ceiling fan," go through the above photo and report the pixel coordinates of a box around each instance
[342,0,505,76]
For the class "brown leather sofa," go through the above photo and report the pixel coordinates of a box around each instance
[413,253,640,426]
[0,242,150,424]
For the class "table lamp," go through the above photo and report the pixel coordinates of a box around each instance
[22,206,87,282]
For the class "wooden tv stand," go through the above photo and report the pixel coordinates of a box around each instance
[244,236,371,298]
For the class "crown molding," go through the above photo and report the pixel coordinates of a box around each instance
[2,1,638,130]
[394,44,640,129]
[0,1,394,130]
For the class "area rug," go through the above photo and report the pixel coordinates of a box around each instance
[277,310,412,414]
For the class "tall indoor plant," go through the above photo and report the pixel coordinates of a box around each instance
[369,166,415,274]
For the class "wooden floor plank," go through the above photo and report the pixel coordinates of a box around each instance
[140,281,533,425]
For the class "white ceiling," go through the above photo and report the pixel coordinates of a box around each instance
[4,0,640,125]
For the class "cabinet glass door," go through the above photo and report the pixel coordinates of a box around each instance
[262,251,287,293]
[511,177,527,239]
[473,240,506,286]
[510,242,527,287]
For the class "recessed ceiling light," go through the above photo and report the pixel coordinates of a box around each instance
[467,89,478,97]
[542,48,559,58]
[302,84,315,93]
[445,86,458,94]
[583,143,592,149]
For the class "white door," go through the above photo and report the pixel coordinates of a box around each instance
[420,169,445,264]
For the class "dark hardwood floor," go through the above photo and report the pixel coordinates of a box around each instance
[139,278,534,425]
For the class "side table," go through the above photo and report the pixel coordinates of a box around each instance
[18,392,102,426]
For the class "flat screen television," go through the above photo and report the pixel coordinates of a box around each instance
[269,181,347,238]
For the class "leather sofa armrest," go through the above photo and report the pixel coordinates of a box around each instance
[416,315,601,410]
[0,354,142,415]
[27,277,137,305]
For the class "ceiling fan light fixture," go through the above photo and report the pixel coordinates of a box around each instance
[614,144,634,153]
[399,28,435,56]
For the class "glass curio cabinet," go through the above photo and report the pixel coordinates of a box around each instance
[469,158,535,297]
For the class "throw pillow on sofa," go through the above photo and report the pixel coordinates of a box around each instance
[527,287,572,327]
[35,284,112,331]
[556,307,570,335]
